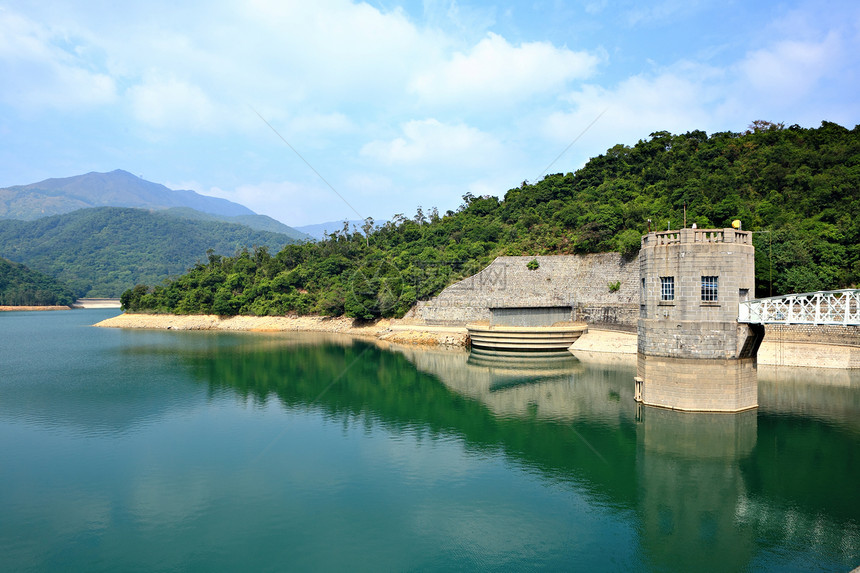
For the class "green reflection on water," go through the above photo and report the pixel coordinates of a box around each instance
[177,336,641,507]
[1,311,859,572]
[173,335,860,571]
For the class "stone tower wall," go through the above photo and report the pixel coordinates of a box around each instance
[637,228,756,359]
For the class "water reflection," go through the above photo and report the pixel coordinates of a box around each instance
[397,347,635,425]
[636,408,758,572]
[428,350,783,571]
[180,340,641,508]
[174,338,860,570]
[758,365,860,432]
[6,310,856,572]
[468,349,583,391]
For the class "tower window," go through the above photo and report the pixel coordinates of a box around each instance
[701,276,719,302]
[660,277,674,301]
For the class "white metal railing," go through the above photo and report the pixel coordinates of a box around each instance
[739,289,860,325]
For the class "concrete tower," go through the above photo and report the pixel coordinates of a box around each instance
[636,228,763,412]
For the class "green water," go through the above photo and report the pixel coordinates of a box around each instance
[1,309,858,572]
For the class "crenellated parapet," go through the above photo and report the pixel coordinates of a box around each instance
[641,228,752,248]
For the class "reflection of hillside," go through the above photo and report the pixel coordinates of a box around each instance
[181,339,640,507]
[176,335,860,571]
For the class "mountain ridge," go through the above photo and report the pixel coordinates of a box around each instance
[0,169,312,240]
[0,169,254,219]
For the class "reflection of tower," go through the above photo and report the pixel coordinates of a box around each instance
[637,228,761,411]
[637,408,758,572]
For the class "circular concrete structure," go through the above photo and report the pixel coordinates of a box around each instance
[466,323,587,352]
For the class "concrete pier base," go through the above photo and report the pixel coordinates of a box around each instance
[635,354,758,412]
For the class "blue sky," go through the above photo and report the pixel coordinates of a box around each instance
[1,1,858,227]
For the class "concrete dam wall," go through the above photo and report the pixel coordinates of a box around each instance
[404,253,640,330]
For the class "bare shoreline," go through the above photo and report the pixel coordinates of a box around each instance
[95,313,859,368]
[94,312,469,347]
[0,305,72,311]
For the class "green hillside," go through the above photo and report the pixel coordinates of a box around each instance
[122,121,860,317]
[162,207,311,241]
[0,170,310,239]
[0,258,76,306]
[0,207,299,298]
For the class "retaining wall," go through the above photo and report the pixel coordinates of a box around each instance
[764,324,860,347]
[404,253,639,329]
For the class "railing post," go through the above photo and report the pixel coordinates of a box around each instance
[853,292,860,323]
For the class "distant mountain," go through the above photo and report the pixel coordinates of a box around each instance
[0,257,76,306]
[296,219,386,241]
[163,207,311,241]
[0,170,257,219]
[0,207,298,298]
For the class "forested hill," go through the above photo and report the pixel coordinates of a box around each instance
[0,169,311,239]
[0,258,76,306]
[0,207,300,298]
[122,121,860,318]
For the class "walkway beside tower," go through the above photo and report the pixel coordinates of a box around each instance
[739,289,860,326]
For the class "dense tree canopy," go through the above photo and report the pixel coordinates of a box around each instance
[0,257,76,306]
[123,121,860,317]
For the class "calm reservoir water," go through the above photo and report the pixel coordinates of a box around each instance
[1,309,859,572]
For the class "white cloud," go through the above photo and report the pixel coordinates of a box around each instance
[544,13,860,168]
[409,33,602,108]
[2,0,859,226]
[423,0,497,36]
[342,172,395,199]
[624,0,704,27]
[236,0,442,105]
[127,76,218,131]
[543,67,721,164]
[737,32,843,102]
[585,0,609,15]
[0,9,116,110]
[361,118,505,168]
[288,112,355,136]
